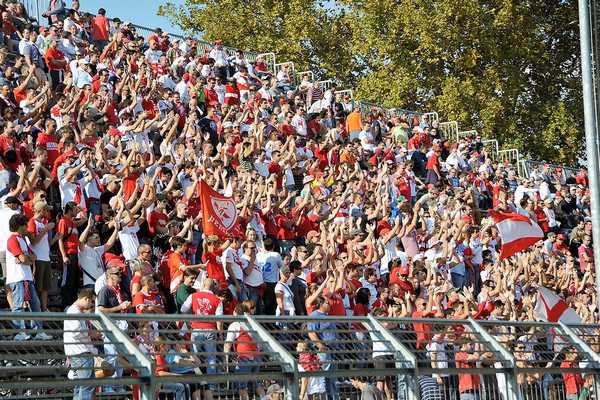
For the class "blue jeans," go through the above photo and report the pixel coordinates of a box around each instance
[461,393,480,400]
[451,273,466,290]
[191,330,217,390]
[70,355,94,400]
[319,352,338,400]
[235,358,260,389]
[103,337,123,393]
[9,280,42,330]
[161,383,186,400]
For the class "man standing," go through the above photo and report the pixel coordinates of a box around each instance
[181,278,223,400]
[0,196,21,308]
[6,213,51,340]
[97,266,131,392]
[27,201,55,311]
[57,201,84,309]
[64,288,98,400]
[256,238,282,315]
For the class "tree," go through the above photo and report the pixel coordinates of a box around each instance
[160,0,583,165]
[158,0,356,84]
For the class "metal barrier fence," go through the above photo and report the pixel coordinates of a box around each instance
[521,160,582,181]
[2,312,600,400]
[439,121,460,141]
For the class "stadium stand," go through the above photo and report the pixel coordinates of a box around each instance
[0,1,596,399]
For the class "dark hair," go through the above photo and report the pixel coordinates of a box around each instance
[170,236,186,250]
[289,260,302,272]
[64,201,78,214]
[98,8,106,15]
[355,287,371,306]
[77,288,96,300]
[9,214,28,233]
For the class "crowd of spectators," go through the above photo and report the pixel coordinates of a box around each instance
[0,1,596,400]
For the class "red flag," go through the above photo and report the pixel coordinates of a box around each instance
[199,179,240,239]
[488,209,544,259]
[534,286,581,324]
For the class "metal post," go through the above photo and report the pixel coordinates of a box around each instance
[97,312,155,400]
[368,316,420,400]
[244,315,299,399]
[469,319,522,400]
[578,0,600,311]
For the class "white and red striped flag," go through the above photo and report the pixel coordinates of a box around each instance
[534,286,581,324]
[488,210,544,259]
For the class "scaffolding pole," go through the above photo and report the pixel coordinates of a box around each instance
[579,0,600,311]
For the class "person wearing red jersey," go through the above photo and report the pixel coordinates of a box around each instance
[455,341,482,400]
[202,234,228,289]
[166,236,206,293]
[132,275,165,314]
[560,347,583,400]
[6,213,50,340]
[44,39,67,88]
[36,118,60,169]
[224,302,264,400]
[180,277,223,396]
[56,201,85,309]
[27,201,55,311]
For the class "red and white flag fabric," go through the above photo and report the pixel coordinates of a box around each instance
[199,179,241,239]
[488,210,544,259]
[534,286,581,324]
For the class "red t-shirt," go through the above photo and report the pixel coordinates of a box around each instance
[37,131,59,167]
[560,361,583,395]
[455,351,481,392]
[412,310,434,349]
[202,249,227,288]
[132,290,163,314]
[426,153,439,171]
[57,216,78,255]
[275,214,296,240]
[324,288,346,316]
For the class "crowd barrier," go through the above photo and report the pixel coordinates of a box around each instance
[1,312,600,400]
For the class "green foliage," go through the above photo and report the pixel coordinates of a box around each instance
[159,0,583,165]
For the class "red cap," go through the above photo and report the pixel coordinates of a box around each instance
[399,266,409,276]
[182,73,190,82]
[108,127,123,137]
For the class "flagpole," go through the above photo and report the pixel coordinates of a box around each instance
[578,0,600,311]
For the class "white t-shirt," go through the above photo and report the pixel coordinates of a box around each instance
[119,224,140,261]
[64,303,98,358]
[256,251,283,283]
[380,238,408,275]
[29,218,51,262]
[79,244,106,287]
[291,115,307,136]
[0,207,18,252]
[275,281,295,316]
[6,234,33,284]
[426,340,449,378]
[242,254,263,287]
[222,247,244,281]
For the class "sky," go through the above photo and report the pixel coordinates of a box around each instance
[65,0,186,35]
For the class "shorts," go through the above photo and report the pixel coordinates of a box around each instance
[34,260,52,291]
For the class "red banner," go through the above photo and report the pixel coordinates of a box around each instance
[199,179,241,239]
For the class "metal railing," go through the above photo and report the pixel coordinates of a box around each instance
[458,129,479,140]
[439,121,460,141]
[3,312,600,400]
